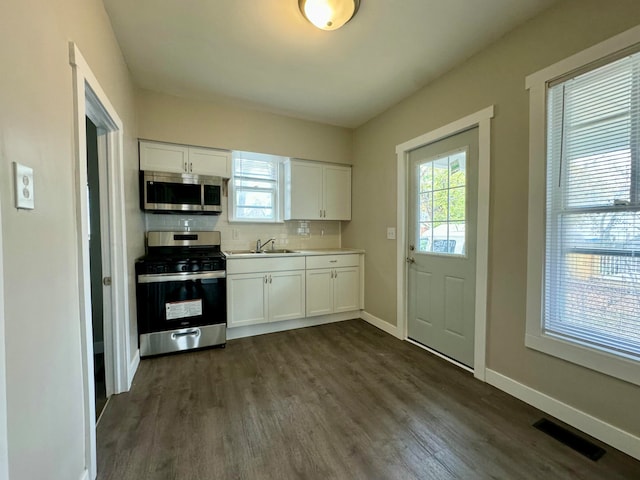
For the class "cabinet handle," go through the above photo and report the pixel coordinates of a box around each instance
[319,209,322,218]
[269,274,272,284]
[329,260,337,263]
[184,161,188,172]
[324,210,326,218]
[189,162,193,173]
[264,275,268,284]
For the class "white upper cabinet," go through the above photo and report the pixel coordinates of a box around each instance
[139,140,231,177]
[284,159,351,221]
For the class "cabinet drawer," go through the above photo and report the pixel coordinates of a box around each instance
[227,256,305,275]
[306,254,360,269]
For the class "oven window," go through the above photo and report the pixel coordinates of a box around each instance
[147,181,201,205]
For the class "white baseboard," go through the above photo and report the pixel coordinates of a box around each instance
[485,369,640,461]
[78,469,90,480]
[360,311,402,339]
[227,311,358,340]
[127,350,140,388]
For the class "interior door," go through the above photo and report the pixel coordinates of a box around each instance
[407,128,478,368]
[86,117,112,419]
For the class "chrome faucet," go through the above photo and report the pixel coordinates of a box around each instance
[256,238,276,252]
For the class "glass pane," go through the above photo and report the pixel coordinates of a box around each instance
[449,153,466,188]
[448,223,466,255]
[419,222,433,252]
[236,190,273,209]
[433,190,449,222]
[419,192,432,222]
[236,207,273,219]
[565,149,631,208]
[234,157,277,180]
[433,159,449,190]
[449,187,465,221]
[236,178,276,189]
[419,163,433,192]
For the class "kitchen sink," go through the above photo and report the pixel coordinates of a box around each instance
[263,249,296,254]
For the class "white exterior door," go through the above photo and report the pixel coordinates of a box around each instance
[407,128,478,367]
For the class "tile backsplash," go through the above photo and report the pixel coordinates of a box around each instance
[144,196,342,251]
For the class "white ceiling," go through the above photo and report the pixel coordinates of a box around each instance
[103,0,558,128]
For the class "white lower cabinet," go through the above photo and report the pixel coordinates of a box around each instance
[305,255,360,317]
[227,257,305,327]
[227,253,362,328]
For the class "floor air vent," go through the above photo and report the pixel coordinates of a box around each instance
[533,418,606,461]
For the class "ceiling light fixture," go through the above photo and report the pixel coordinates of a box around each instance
[299,0,360,31]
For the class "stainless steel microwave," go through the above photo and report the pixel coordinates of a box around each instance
[140,171,222,214]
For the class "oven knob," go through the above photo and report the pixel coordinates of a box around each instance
[181,265,187,272]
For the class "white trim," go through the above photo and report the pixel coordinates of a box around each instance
[525,26,640,386]
[396,106,494,381]
[525,24,640,88]
[227,311,358,340]
[406,338,474,374]
[128,350,140,387]
[69,42,132,480]
[0,182,9,480]
[78,469,90,480]
[360,311,401,339]
[485,369,640,461]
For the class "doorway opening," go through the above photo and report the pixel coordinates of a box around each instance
[396,106,493,380]
[70,42,134,480]
[86,117,108,420]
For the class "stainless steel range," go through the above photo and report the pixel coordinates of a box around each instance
[135,231,226,357]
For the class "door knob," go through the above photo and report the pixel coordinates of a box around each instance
[406,257,415,264]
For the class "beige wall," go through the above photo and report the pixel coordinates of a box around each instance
[136,89,353,164]
[343,0,640,436]
[0,0,140,479]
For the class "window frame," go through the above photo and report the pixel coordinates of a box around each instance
[525,25,640,387]
[228,151,285,224]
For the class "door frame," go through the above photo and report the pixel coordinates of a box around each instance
[0,190,9,480]
[69,42,132,479]
[396,106,493,381]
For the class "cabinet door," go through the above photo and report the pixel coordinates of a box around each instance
[139,141,188,173]
[268,271,305,322]
[227,273,268,327]
[323,165,352,220]
[305,269,333,317]
[285,161,323,220]
[189,147,232,177]
[333,267,360,313]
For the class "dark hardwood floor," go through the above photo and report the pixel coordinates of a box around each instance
[97,320,640,479]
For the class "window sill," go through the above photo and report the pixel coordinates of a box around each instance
[525,332,640,386]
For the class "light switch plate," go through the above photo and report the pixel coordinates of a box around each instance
[14,162,34,210]
[386,227,396,240]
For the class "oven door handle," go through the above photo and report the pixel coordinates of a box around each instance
[137,271,226,284]
[171,329,201,340]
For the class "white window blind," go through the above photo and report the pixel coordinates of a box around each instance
[230,151,284,222]
[545,51,640,360]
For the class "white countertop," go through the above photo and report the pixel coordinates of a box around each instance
[223,248,365,259]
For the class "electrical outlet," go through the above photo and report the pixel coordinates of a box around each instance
[14,162,34,210]
[386,227,396,240]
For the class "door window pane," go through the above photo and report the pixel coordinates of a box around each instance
[416,149,467,255]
